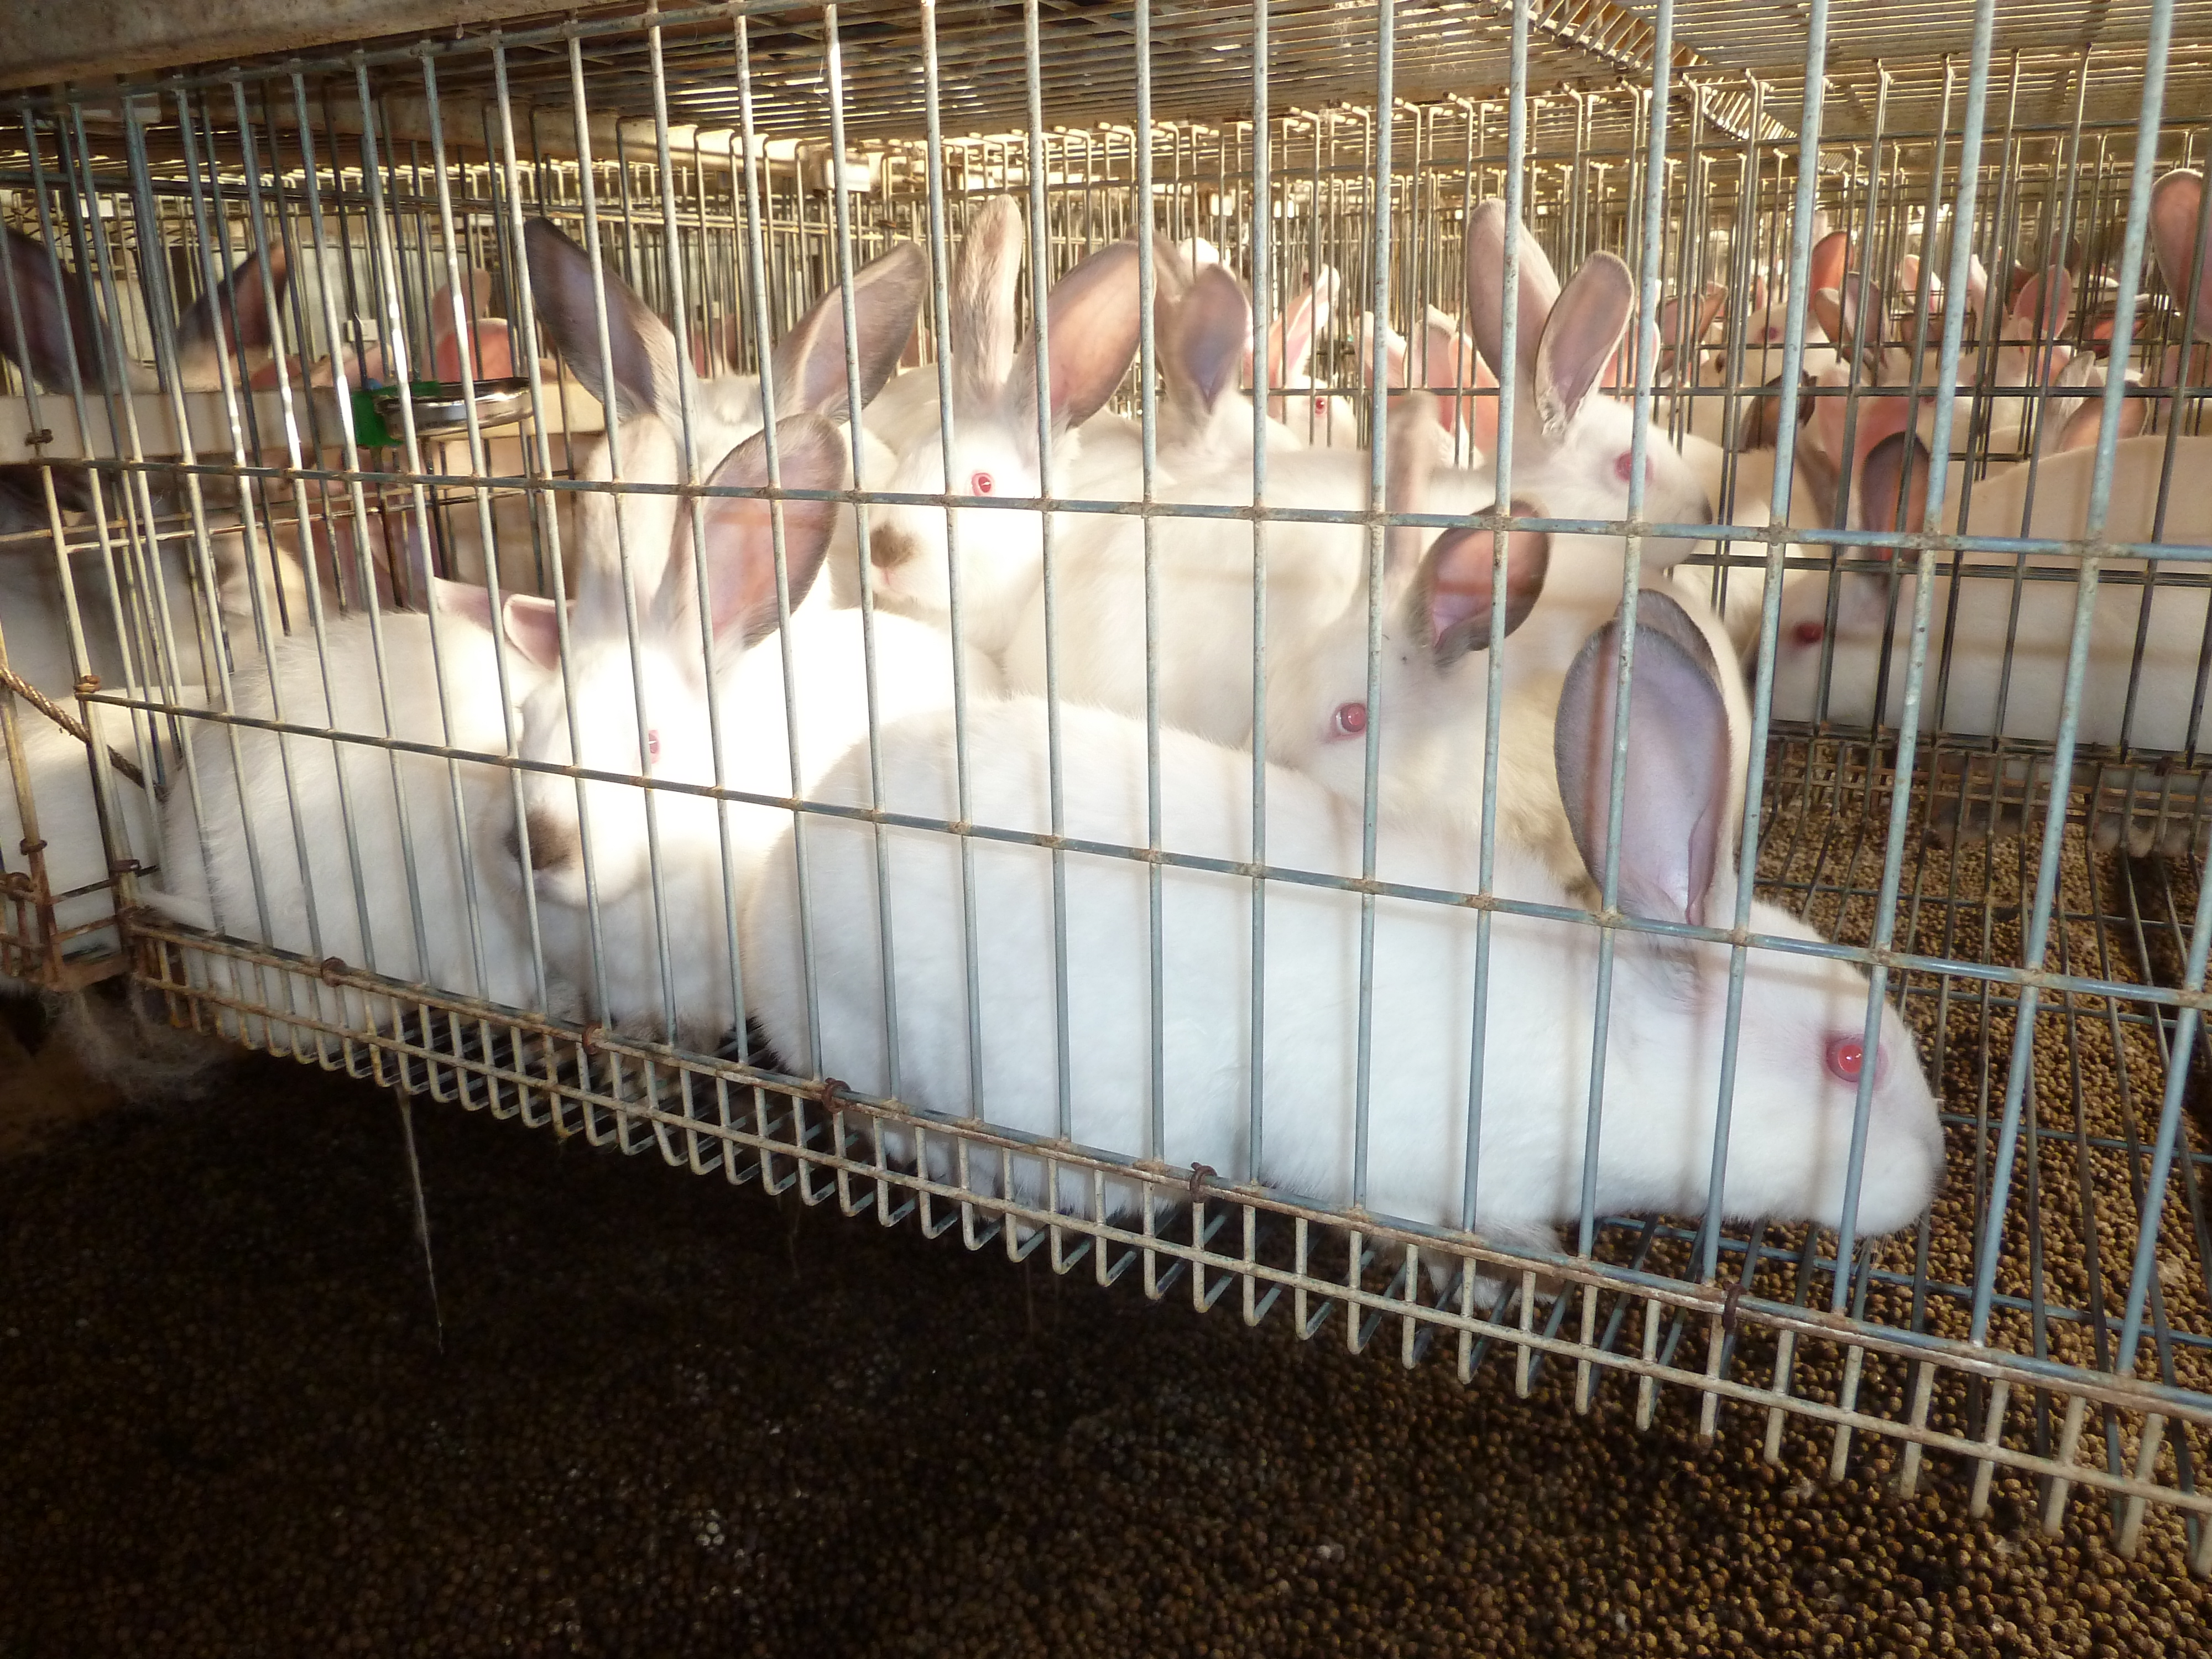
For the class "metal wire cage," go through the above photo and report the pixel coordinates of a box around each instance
[3,0,2211,1573]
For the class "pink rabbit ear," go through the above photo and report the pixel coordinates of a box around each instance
[2011,267,2075,342]
[1964,253,1991,320]
[1808,231,1850,299]
[2151,169,2212,338]
[502,592,565,670]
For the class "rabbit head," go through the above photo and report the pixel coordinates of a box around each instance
[868,229,1144,654]
[1265,393,1551,811]
[1258,266,1358,447]
[1463,200,1712,561]
[498,414,848,912]
[1155,257,1305,466]
[1554,591,1944,1237]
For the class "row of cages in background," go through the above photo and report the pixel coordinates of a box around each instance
[2,0,2212,1574]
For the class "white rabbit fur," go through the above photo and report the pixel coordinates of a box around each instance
[742,598,1944,1275]
[1770,432,2212,748]
[996,408,1504,748]
[857,203,1147,658]
[144,585,565,1050]
[1,691,200,990]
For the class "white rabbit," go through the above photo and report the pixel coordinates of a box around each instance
[142,578,567,1052]
[1770,430,2212,758]
[743,589,1944,1280]
[860,232,1146,659]
[1,688,200,989]
[1461,200,1712,564]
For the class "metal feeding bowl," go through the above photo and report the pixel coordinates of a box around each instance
[370,377,535,439]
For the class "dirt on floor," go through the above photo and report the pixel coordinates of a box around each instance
[2,1044,2208,1659]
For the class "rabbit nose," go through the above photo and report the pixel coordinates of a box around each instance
[870,522,920,570]
[510,806,582,874]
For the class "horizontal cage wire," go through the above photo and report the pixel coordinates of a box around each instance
[2,0,2211,1573]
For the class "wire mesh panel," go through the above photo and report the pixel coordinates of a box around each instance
[2,0,2211,1572]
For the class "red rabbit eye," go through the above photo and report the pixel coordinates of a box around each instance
[1792,620,1826,646]
[646,729,661,765]
[969,471,995,495]
[1330,702,1368,739]
[1825,1034,1875,1084]
[1313,395,1331,413]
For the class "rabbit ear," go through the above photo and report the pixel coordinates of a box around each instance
[1008,239,1142,440]
[1856,430,1929,561]
[430,575,494,630]
[661,414,848,658]
[1465,199,1562,393]
[1532,251,1634,437]
[1410,502,1551,670]
[1963,253,1991,321]
[1169,263,1253,415]
[952,197,1025,410]
[1267,268,1334,383]
[1808,230,1850,300]
[174,241,289,390]
[501,592,565,671]
[1383,390,1441,571]
[770,241,927,420]
[522,217,680,425]
[1359,313,1407,391]
[0,225,109,393]
[2011,266,2074,342]
[2151,170,2212,338]
[1553,588,1731,929]
[2056,394,2148,452]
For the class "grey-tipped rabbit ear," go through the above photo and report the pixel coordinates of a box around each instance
[1532,252,1634,437]
[1410,502,1551,670]
[522,217,680,425]
[769,241,927,420]
[2151,171,2212,337]
[1464,199,1561,393]
[0,225,110,393]
[1856,430,1929,562]
[1009,240,1143,440]
[953,197,1025,410]
[1171,264,1253,415]
[1553,589,1731,928]
[174,241,289,390]
[667,413,848,655]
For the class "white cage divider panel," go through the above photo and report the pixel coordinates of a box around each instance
[1,0,2210,1573]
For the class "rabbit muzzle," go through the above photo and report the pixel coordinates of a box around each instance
[870,520,924,573]
[509,805,584,893]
